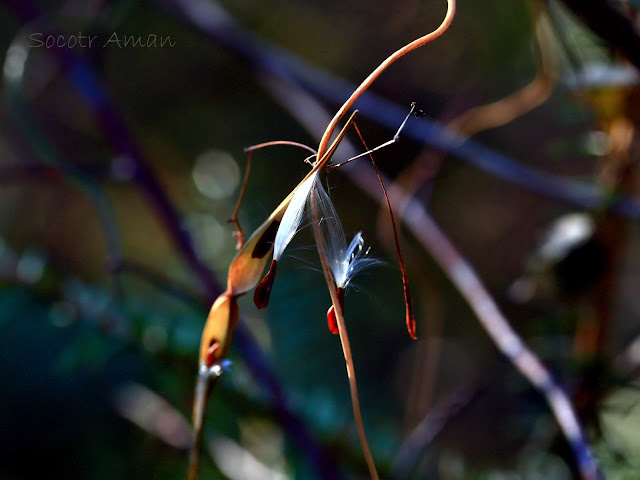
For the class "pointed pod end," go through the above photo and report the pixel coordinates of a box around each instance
[407,316,417,340]
[327,305,339,334]
[254,260,278,309]
[406,305,417,339]
[326,288,344,335]
[403,282,417,339]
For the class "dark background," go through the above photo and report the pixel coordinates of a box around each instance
[0,0,639,478]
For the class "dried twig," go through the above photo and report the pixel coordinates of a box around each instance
[392,385,481,479]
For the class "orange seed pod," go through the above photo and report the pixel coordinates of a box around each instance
[198,292,239,367]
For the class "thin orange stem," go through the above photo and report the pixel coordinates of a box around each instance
[188,367,221,480]
[228,152,252,249]
[316,0,456,160]
[244,140,317,155]
[230,141,319,249]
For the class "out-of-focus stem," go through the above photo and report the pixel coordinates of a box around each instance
[188,365,222,480]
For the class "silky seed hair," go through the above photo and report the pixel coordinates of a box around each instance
[273,170,319,261]
[311,178,378,288]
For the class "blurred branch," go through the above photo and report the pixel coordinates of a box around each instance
[398,187,602,480]
[379,1,559,245]
[573,91,638,430]
[448,1,557,135]
[392,385,480,480]
[3,63,124,273]
[150,0,640,221]
[1,4,345,478]
[262,73,602,480]
[112,258,207,308]
[113,381,193,451]
[558,0,640,71]
[1,0,218,295]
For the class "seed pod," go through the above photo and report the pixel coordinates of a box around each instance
[198,292,239,367]
[226,205,287,296]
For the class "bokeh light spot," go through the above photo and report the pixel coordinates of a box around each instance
[192,149,240,200]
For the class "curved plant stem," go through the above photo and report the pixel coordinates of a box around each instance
[379,0,557,228]
[351,121,416,338]
[309,191,379,480]
[316,0,456,160]
[228,151,253,249]
[447,1,556,136]
[231,141,319,248]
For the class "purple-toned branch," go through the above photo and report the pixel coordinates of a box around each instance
[150,0,640,222]
[392,385,480,479]
[263,74,603,480]
[398,192,602,480]
[1,3,345,478]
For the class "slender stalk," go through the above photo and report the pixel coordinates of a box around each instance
[244,140,317,155]
[228,151,253,249]
[309,191,379,480]
[316,0,456,160]
[352,121,415,338]
[188,366,222,480]
[230,141,319,248]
